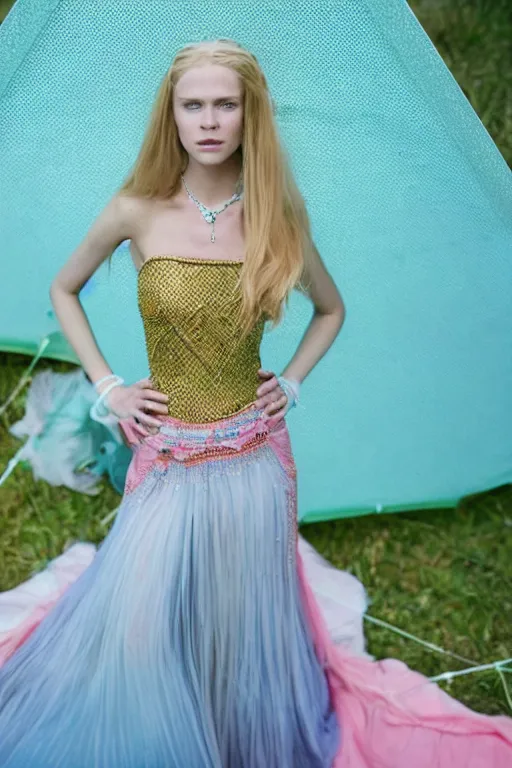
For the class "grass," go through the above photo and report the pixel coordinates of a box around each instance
[1,352,511,715]
[412,0,511,165]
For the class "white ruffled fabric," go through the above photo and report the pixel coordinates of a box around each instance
[8,368,131,494]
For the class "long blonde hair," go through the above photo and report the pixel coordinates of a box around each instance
[119,39,313,335]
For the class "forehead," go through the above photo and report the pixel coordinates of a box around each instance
[174,64,242,98]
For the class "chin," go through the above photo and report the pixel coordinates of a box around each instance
[189,147,240,167]
[195,155,228,166]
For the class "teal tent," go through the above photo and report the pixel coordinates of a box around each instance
[1,0,511,521]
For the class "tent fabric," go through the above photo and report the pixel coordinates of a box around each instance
[1,0,511,522]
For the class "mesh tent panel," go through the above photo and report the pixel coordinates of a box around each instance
[1,0,511,520]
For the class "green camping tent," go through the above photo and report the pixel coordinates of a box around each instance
[1,0,511,521]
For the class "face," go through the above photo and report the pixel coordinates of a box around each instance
[173,64,243,166]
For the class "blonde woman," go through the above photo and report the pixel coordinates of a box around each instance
[0,40,511,768]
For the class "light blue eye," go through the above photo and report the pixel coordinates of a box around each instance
[184,101,237,110]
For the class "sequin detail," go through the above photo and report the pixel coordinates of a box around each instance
[123,408,297,564]
[137,257,265,423]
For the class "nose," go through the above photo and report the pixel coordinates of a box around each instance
[201,106,219,131]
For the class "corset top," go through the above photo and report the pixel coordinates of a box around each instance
[137,256,265,423]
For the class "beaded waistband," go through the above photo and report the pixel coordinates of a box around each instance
[158,405,263,444]
[120,405,270,465]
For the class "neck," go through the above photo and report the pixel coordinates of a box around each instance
[182,153,242,208]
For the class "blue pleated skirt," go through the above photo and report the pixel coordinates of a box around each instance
[0,407,340,767]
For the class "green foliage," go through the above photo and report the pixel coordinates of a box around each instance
[412,0,511,165]
[0,0,12,22]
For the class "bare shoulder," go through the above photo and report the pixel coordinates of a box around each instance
[92,192,152,267]
[108,192,149,236]
[116,193,184,235]
[50,192,151,294]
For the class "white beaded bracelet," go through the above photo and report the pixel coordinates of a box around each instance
[90,377,125,421]
[93,373,122,392]
[277,376,301,410]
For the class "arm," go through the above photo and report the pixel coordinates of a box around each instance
[256,244,345,415]
[280,244,345,383]
[49,193,135,386]
[50,194,168,433]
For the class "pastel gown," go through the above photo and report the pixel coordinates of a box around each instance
[0,255,511,767]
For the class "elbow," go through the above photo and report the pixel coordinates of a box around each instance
[327,298,345,341]
[332,295,346,329]
[49,279,60,306]
[49,278,71,308]
[335,303,345,335]
[339,296,346,323]
[314,299,345,337]
[327,283,346,330]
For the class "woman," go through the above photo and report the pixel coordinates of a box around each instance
[0,39,511,768]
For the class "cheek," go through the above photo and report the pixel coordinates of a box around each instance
[225,112,243,142]
[173,114,195,147]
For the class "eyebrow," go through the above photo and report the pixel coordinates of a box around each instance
[177,96,241,102]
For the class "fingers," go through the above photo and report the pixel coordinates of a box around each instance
[141,388,169,404]
[140,399,168,415]
[256,384,283,410]
[133,416,161,436]
[266,412,286,430]
[136,377,154,388]
[255,389,278,410]
[264,393,288,416]
[256,375,279,401]
[257,370,279,399]
[255,369,292,416]
[136,377,169,398]
[133,409,162,428]
[138,382,169,413]
[256,385,288,415]
[132,420,151,438]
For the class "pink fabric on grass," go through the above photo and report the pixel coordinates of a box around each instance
[0,544,95,665]
[296,551,512,766]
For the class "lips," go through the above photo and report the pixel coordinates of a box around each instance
[198,140,223,146]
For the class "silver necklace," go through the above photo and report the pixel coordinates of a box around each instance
[181,174,243,243]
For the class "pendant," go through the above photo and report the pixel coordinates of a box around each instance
[181,173,244,246]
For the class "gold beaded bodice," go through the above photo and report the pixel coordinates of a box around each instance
[137,256,265,423]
